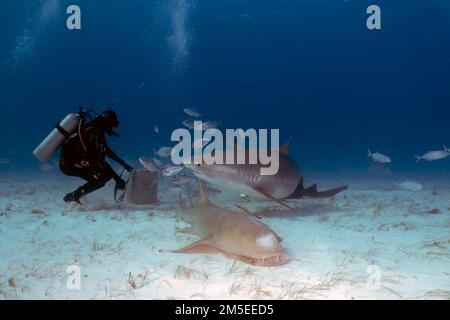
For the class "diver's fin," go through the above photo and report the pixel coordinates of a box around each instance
[252,186,294,210]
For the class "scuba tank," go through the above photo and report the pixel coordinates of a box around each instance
[33,108,95,162]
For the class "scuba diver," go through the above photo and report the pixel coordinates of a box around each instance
[59,109,134,204]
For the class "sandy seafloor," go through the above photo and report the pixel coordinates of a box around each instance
[0,173,449,300]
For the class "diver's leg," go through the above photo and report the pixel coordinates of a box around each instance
[99,162,120,184]
[63,163,115,203]
[63,180,107,204]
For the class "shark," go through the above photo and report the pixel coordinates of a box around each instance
[184,138,347,208]
[161,183,289,267]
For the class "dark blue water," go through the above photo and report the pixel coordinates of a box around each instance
[1,0,449,176]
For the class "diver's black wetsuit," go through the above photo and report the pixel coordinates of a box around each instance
[60,117,132,203]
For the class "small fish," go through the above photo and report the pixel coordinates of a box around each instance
[183,108,201,118]
[368,149,391,164]
[152,158,162,167]
[162,166,185,177]
[415,146,449,162]
[167,187,185,197]
[0,158,11,165]
[154,147,173,158]
[40,163,53,171]
[395,181,423,192]
[139,156,161,172]
[171,175,193,186]
[203,121,220,130]
[154,126,159,134]
[138,82,145,88]
[192,137,210,149]
[183,119,195,129]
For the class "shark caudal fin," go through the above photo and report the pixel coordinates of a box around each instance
[368,149,372,158]
[414,155,422,163]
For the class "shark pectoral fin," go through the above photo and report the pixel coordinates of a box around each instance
[252,186,294,210]
[160,237,221,254]
[176,226,197,235]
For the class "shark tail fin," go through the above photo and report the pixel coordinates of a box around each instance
[414,155,421,163]
[368,149,372,158]
[197,181,210,206]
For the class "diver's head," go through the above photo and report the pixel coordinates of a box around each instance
[94,110,120,136]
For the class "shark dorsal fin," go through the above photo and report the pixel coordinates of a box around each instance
[280,136,293,155]
[197,182,210,206]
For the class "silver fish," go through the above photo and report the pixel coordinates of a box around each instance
[192,137,210,149]
[154,147,173,158]
[167,187,185,197]
[368,149,391,163]
[183,119,195,129]
[0,158,11,165]
[171,175,193,186]
[183,108,201,118]
[139,156,161,172]
[162,166,185,177]
[152,158,162,167]
[202,121,220,130]
[395,181,423,192]
[415,146,449,162]
[40,163,53,171]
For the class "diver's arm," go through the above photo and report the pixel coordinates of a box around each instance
[105,145,134,172]
[102,161,127,190]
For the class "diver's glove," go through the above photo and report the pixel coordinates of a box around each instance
[115,177,127,191]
